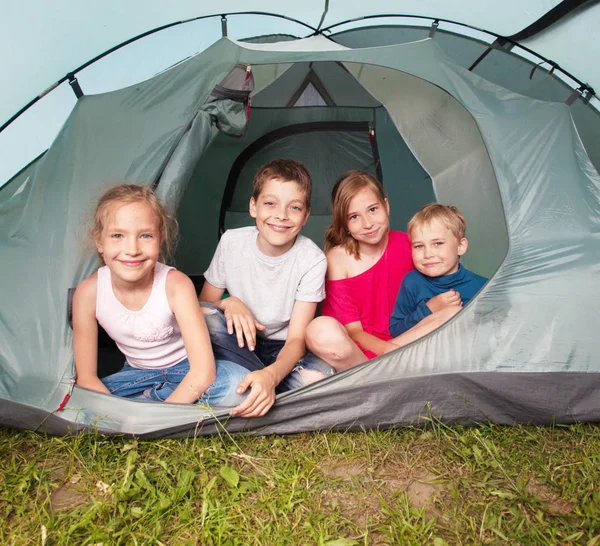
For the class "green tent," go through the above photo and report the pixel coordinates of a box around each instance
[1,4,599,436]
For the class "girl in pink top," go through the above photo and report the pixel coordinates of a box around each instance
[306,171,459,371]
[72,185,247,406]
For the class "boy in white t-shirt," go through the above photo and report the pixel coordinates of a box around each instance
[199,159,334,418]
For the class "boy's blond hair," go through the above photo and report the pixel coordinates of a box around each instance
[408,203,466,241]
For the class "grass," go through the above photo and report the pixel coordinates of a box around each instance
[1,420,600,545]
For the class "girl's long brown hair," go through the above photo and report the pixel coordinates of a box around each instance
[324,171,387,259]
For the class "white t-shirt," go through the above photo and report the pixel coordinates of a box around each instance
[204,227,326,340]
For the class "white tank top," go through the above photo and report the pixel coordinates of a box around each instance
[96,262,187,369]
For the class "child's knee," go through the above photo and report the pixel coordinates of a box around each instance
[307,317,350,357]
[200,304,228,336]
[306,317,337,349]
[202,361,249,407]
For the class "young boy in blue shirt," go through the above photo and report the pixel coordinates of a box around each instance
[389,203,487,337]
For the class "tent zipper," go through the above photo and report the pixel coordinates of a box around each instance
[55,379,76,412]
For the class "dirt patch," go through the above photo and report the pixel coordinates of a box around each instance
[39,460,92,513]
[375,458,444,503]
[525,477,575,515]
[406,472,442,508]
[37,458,68,484]
[321,487,382,528]
[381,469,444,521]
[50,482,90,512]
[321,460,368,481]
[320,457,446,524]
[46,466,67,484]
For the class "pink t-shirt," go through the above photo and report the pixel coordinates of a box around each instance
[96,262,187,369]
[321,231,414,358]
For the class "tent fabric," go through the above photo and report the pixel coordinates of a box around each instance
[1,35,599,436]
[5,4,600,197]
[3,372,600,438]
[334,25,600,181]
[2,1,600,127]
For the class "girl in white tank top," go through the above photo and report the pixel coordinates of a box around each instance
[72,184,247,405]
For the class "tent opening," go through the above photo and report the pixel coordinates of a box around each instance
[93,58,509,382]
[175,60,508,279]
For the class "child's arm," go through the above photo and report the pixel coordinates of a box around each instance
[166,271,218,404]
[199,282,265,351]
[72,275,111,394]
[230,300,317,418]
[390,276,462,337]
[344,322,399,356]
[390,305,462,348]
[389,281,431,337]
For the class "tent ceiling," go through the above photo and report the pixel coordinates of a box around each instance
[3,0,599,128]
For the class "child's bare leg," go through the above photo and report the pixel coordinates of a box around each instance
[391,306,461,348]
[306,316,368,372]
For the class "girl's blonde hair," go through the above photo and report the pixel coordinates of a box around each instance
[324,171,387,259]
[91,184,179,263]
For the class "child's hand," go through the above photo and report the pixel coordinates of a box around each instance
[221,297,266,351]
[76,375,111,395]
[230,368,277,417]
[426,290,462,313]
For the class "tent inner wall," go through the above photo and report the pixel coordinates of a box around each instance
[343,62,507,278]
[335,26,600,181]
[175,101,434,274]
[222,124,381,242]
[176,59,507,280]
[175,106,435,274]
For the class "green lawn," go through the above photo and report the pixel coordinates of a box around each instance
[1,420,599,545]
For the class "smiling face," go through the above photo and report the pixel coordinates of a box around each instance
[95,200,161,287]
[249,178,310,257]
[410,218,468,278]
[345,187,390,250]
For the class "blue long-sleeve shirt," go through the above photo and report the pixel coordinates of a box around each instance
[389,264,487,337]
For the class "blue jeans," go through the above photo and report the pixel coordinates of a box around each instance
[101,358,248,406]
[201,303,335,393]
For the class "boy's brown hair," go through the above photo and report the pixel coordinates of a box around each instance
[408,203,466,241]
[251,159,312,208]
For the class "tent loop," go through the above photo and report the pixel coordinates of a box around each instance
[428,19,439,39]
[67,73,84,99]
[468,37,511,72]
[529,60,558,80]
[565,84,595,106]
[221,15,228,37]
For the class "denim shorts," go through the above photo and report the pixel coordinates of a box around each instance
[201,302,335,393]
[101,358,249,406]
